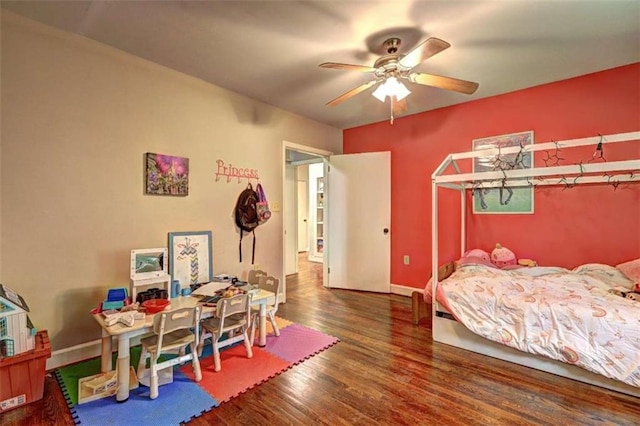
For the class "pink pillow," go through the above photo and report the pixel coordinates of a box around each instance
[456,256,497,269]
[463,249,491,262]
[616,258,640,282]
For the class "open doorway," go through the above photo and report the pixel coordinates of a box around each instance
[306,162,324,263]
[282,142,331,299]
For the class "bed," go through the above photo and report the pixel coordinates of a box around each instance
[425,131,640,397]
[426,261,640,390]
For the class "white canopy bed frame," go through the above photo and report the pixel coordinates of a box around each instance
[430,131,640,397]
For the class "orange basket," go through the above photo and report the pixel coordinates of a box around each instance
[142,298,170,314]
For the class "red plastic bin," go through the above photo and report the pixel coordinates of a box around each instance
[0,330,51,412]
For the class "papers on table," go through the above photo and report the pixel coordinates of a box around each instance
[191,281,229,296]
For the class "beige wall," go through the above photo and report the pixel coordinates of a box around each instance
[0,12,342,351]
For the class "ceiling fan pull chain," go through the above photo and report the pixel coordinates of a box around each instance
[390,99,395,125]
[389,96,393,124]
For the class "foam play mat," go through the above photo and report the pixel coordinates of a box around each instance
[55,319,339,425]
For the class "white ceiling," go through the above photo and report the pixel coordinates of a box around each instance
[2,1,639,130]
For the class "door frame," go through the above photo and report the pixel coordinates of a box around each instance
[282,141,332,303]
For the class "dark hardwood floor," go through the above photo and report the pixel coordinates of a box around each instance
[3,253,639,425]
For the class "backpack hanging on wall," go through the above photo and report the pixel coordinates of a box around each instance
[256,183,271,225]
[235,183,260,264]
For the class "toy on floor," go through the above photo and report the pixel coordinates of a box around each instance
[77,366,139,405]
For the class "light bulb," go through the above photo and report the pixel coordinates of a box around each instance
[371,77,411,102]
[372,83,388,102]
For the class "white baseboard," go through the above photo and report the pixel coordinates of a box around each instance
[47,339,103,371]
[47,335,146,370]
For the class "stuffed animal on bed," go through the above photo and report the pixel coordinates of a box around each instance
[626,291,640,302]
[608,283,640,301]
[491,243,517,268]
[625,282,640,301]
[518,259,538,267]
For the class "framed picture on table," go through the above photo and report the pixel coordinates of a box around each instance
[168,231,213,289]
[472,131,534,214]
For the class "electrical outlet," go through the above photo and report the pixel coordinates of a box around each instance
[271,201,280,212]
[403,255,410,265]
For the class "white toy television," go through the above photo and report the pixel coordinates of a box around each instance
[130,248,168,281]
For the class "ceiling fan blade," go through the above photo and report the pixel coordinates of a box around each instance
[409,72,479,94]
[392,98,408,116]
[319,62,376,73]
[399,37,451,69]
[326,80,378,107]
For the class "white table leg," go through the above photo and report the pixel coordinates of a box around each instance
[258,302,267,347]
[116,336,130,402]
[101,329,112,373]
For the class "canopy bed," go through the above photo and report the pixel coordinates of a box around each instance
[423,131,640,397]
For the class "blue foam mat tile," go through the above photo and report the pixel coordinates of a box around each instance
[73,368,218,426]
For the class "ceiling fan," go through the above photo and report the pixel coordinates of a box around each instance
[319,37,479,121]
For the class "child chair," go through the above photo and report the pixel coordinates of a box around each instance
[248,269,267,285]
[250,275,281,345]
[137,306,202,400]
[199,293,253,372]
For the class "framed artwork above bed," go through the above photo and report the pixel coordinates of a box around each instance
[472,131,534,214]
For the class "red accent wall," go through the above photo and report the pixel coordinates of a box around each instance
[343,64,640,289]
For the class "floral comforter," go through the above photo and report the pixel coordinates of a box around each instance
[439,264,640,387]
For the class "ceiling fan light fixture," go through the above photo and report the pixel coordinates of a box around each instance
[371,84,387,102]
[390,77,411,101]
[372,77,411,102]
[320,36,478,117]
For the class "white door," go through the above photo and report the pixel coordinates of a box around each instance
[325,151,390,292]
[284,165,298,276]
[297,180,309,252]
